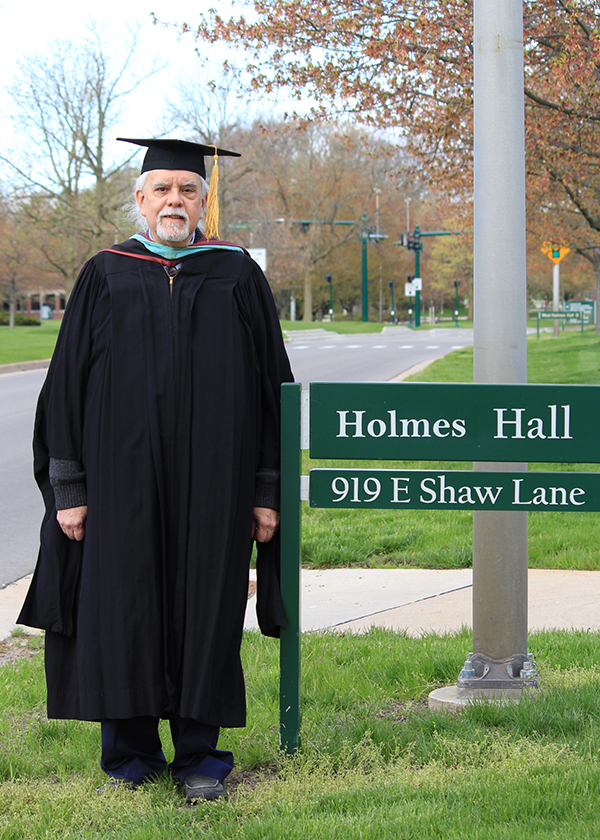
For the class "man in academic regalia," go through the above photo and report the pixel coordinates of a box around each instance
[18,138,294,801]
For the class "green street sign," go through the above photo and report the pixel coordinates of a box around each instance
[309,469,600,511]
[309,382,600,463]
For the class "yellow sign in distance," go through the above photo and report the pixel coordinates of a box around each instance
[541,242,571,264]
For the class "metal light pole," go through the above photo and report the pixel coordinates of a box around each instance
[414,227,422,328]
[454,280,460,327]
[326,274,333,321]
[460,0,534,694]
[388,279,395,324]
[359,213,370,322]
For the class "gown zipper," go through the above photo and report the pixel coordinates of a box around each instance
[165,265,180,298]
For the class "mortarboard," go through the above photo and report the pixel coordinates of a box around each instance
[118,137,241,240]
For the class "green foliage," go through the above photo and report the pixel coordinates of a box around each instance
[407,329,600,385]
[0,321,60,364]
[0,313,44,327]
[3,630,600,837]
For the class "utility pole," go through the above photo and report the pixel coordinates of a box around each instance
[388,279,395,324]
[325,274,333,321]
[454,279,460,327]
[361,218,369,322]
[361,207,388,323]
[462,0,534,697]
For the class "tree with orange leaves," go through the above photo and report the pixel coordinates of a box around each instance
[174,0,600,301]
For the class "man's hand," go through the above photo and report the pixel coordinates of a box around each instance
[57,506,87,541]
[252,507,280,543]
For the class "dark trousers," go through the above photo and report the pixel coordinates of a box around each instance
[100,716,234,785]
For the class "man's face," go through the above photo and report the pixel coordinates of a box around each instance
[136,170,206,246]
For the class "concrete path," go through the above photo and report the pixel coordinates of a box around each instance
[4,567,600,642]
[244,568,600,635]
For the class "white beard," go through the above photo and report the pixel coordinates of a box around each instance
[156,208,191,243]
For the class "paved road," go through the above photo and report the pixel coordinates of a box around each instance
[286,326,473,387]
[0,325,473,588]
[0,369,47,587]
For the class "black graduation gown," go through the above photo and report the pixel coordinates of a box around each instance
[18,238,293,726]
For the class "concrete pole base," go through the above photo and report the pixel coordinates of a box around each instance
[428,684,531,713]
[429,651,538,713]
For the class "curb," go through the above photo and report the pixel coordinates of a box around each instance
[389,358,436,382]
[0,360,51,376]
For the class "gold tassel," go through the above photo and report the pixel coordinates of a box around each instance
[204,147,219,240]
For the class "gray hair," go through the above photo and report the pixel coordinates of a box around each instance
[124,171,210,232]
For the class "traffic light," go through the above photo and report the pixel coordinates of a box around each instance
[398,231,421,250]
[552,241,560,260]
[325,274,332,285]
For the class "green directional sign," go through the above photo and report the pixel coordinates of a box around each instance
[309,382,600,463]
[309,469,600,511]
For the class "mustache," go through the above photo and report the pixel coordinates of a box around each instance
[158,207,190,224]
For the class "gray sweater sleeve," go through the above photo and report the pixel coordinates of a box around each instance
[48,457,87,510]
[254,467,280,512]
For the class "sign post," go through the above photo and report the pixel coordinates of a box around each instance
[279,383,302,754]
[541,242,571,337]
[279,380,600,751]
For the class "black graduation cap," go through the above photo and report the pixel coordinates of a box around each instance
[117,137,241,180]
[118,137,242,240]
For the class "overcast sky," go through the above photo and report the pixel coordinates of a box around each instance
[0,1,271,171]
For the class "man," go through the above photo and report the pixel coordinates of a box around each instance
[19,138,294,801]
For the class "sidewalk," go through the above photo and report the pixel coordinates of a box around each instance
[244,568,600,635]
[3,567,598,642]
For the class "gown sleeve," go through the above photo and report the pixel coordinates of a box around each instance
[17,259,105,636]
[235,257,294,638]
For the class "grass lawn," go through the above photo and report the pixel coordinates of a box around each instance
[2,629,600,839]
[2,330,600,837]
[301,330,600,570]
[410,329,600,385]
[0,317,586,363]
[0,321,61,365]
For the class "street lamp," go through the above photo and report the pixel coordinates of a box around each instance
[454,279,460,328]
[388,279,395,324]
[325,273,333,321]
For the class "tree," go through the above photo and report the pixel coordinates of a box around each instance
[242,122,411,320]
[1,27,156,292]
[160,66,260,240]
[183,1,600,285]
[0,200,40,328]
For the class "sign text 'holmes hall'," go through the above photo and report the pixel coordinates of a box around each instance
[307,383,600,512]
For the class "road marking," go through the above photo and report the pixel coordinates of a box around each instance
[399,345,414,349]
[290,345,310,350]
[426,345,440,349]
[346,344,362,349]
[451,345,465,349]
[372,345,387,349]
